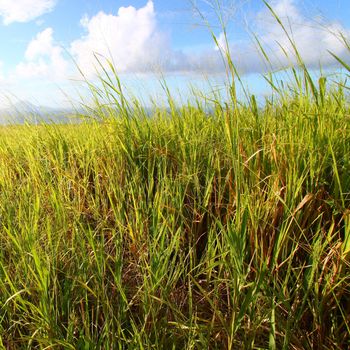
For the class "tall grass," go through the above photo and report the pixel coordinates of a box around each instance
[0,4,350,349]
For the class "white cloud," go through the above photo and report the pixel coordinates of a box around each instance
[69,0,350,78]
[69,1,225,77]
[9,0,350,88]
[234,0,350,73]
[70,1,167,77]
[215,32,228,53]
[0,0,56,25]
[15,27,68,80]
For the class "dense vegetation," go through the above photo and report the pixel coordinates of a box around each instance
[0,73,348,349]
[0,8,350,349]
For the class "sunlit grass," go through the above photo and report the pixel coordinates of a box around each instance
[0,4,349,349]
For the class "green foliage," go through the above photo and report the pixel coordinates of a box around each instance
[0,72,349,348]
[0,3,349,348]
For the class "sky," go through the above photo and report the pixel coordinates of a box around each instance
[0,0,349,108]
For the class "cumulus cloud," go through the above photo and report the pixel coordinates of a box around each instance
[10,0,350,84]
[262,0,348,64]
[0,0,56,25]
[70,1,166,77]
[15,27,68,80]
[69,1,225,77]
[229,0,350,74]
[69,0,350,77]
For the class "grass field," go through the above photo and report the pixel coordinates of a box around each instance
[0,10,350,350]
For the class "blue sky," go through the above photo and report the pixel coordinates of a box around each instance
[0,0,349,108]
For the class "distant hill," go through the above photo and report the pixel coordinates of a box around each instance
[0,101,79,125]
